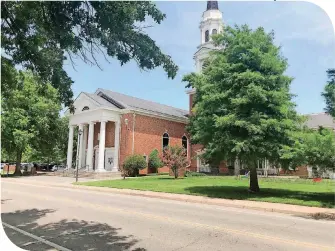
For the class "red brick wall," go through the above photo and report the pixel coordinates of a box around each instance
[92,121,115,148]
[119,113,188,174]
[279,166,308,177]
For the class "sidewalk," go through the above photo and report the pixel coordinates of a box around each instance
[4,177,335,218]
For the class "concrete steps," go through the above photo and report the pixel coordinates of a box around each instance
[51,170,122,179]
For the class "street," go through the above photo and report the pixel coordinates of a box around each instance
[1,177,334,251]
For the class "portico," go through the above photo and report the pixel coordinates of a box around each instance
[66,107,122,172]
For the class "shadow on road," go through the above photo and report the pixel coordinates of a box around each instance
[1,207,145,251]
[185,186,334,208]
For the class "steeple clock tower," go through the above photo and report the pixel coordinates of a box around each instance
[194,1,224,72]
[187,1,224,113]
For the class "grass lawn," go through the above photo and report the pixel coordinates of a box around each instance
[77,175,335,208]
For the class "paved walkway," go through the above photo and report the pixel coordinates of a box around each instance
[4,176,335,217]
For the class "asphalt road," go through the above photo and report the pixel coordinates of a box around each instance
[1,178,334,251]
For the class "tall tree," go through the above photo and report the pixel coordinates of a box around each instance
[1,71,62,175]
[1,1,178,108]
[322,69,335,118]
[183,25,300,192]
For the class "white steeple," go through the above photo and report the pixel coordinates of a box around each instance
[194,1,224,72]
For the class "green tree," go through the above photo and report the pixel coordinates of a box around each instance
[148,149,164,173]
[1,71,62,175]
[24,116,70,166]
[281,127,335,175]
[322,69,335,118]
[183,25,300,192]
[1,1,178,108]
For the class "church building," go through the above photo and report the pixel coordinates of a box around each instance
[66,1,224,174]
[66,1,335,177]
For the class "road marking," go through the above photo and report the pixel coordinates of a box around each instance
[3,179,335,225]
[3,189,334,251]
[2,222,72,251]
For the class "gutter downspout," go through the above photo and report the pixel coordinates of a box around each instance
[132,113,136,154]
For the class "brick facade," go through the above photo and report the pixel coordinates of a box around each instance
[87,113,189,175]
[119,113,188,175]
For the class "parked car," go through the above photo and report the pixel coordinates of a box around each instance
[51,165,65,172]
[1,163,7,170]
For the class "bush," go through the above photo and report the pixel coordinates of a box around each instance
[148,149,164,172]
[162,146,189,178]
[123,154,147,177]
[185,171,207,177]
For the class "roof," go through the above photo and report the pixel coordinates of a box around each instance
[82,92,119,109]
[305,113,335,129]
[95,88,189,120]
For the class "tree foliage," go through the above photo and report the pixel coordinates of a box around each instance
[322,69,335,118]
[183,25,300,192]
[148,149,164,172]
[1,71,62,174]
[161,146,189,179]
[1,1,178,108]
[280,127,335,173]
[123,154,147,177]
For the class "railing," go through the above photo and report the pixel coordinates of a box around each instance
[54,165,72,176]
[75,165,89,177]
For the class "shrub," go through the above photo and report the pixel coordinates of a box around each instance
[161,146,189,178]
[148,149,164,172]
[123,154,147,177]
[185,171,207,177]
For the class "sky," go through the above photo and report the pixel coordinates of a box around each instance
[63,1,335,115]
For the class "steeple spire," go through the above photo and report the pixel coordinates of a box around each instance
[206,1,219,11]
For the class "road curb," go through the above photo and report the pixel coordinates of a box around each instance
[3,179,335,218]
[72,185,335,218]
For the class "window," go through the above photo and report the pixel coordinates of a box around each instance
[182,136,187,150]
[182,135,188,157]
[82,106,89,111]
[205,30,209,42]
[212,29,217,35]
[163,132,169,149]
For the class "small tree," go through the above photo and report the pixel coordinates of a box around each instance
[281,127,335,176]
[123,154,147,178]
[148,149,164,173]
[162,146,189,179]
[322,69,335,118]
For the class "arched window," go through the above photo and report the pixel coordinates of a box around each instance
[82,106,89,111]
[163,132,169,149]
[205,30,209,42]
[182,135,188,152]
[212,29,217,35]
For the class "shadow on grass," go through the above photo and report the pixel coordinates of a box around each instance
[184,186,334,208]
[1,206,145,251]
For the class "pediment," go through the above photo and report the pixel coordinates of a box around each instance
[72,93,100,114]
[193,46,213,58]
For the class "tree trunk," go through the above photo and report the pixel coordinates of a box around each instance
[174,167,178,179]
[249,166,260,192]
[13,151,22,176]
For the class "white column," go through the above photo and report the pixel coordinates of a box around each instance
[86,122,95,171]
[113,121,120,172]
[81,125,88,168]
[97,120,107,172]
[66,125,75,169]
[77,124,84,169]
